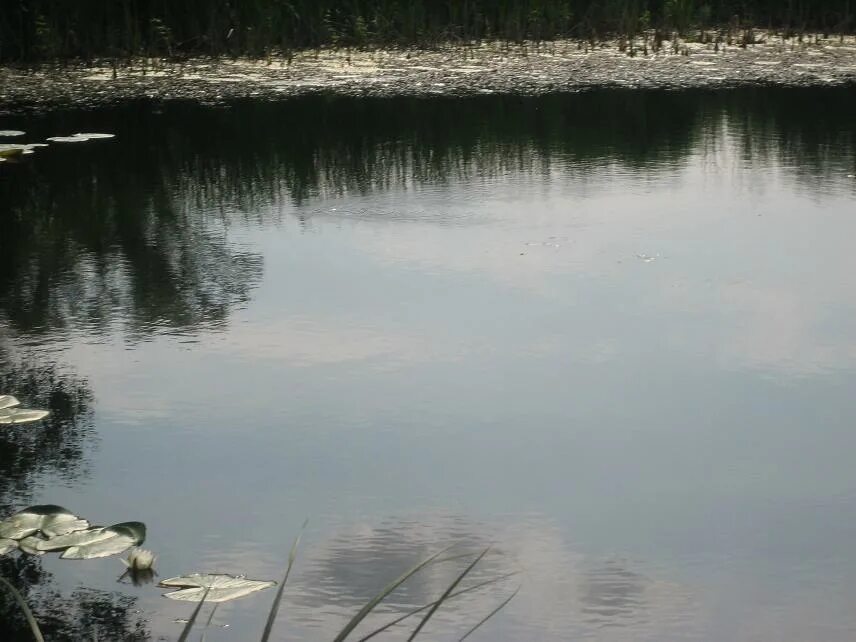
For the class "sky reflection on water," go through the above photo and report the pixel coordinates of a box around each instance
[1,87,856,640]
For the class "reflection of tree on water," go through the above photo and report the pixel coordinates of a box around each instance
[0,352,149,640]
[2,87,854,338]
[0,350,94,515]
[0,135,264,338]
[0,555,149,641]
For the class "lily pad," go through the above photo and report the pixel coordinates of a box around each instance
[17,535,47,555]
[47,133,114,143]
[159,574,276,603]
[0,539,17,555]
[59,521,146,559]
[0,395,20,409]
[0,505,89,540]
[0,145,25,158]
[0,408,50,424]
[0,130,25,137]
[35,526,113,551]
[46,136,90,143]
[0,143,47,160]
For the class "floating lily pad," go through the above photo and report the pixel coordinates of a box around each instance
[0,505,89,540]
[46,136,90,143]
[35,526,113,551]
[0,130,25,137]
[159,574,276,603]
[0,408,50,424]
[0,143,48,160]
[0,395,19,409]
[0,539,17,555]
[17,535,47,555]
[47,133,114,143]
[0,144,25,158]
[59,521,146,559]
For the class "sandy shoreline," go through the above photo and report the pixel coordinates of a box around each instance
[2,32,856,111]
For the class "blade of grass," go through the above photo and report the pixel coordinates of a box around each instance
[0,576,45,642]
[431,551,483,565]
[357,571,519,641]
[458,585,521,641]
[260,518,308,642]
[407,547,490,640]
[177,586,210,642]
[199,602,218,642]
[333,545,453,642]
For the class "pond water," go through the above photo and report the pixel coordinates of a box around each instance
[1,87,856,641]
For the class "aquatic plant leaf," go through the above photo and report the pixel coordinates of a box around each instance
[159,574,276,603]
[0,408,50,424]
[408,548,490,640]
[0,395,20,409]
[0,130,25,137]
[0,145,25,158]
[0,505,86,540]
[40,514,90,538]
[358,571,519,642]
[47,133,113,143]
[61,535,136,559]
[17,536,47,556]
[108,521,147,542]
[36,527,111,550]
[261,519,307,642]
[458,585,520,641]
[333,546,452,642]
[0,538,18,555]
[59,522,145,559]
[0,143,48,158]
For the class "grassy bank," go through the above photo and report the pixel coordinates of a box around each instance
[1,1,854,62]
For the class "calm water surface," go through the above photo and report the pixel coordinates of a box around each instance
[1,88,856,641]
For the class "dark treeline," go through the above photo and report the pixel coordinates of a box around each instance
[1,1,854,62]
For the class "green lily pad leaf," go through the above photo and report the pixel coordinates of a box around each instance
[0,539,17,555]
[35,526,112,551]
[17,535,47,555]
[159,574,276,603]
[47,133,114,143]
[0,145,25,158]
[0,408,50,424]
[59,521,146,559]
[0,505,89,540]
[0,395,20,409]
[0,143,48,157]
[0,130,25,137]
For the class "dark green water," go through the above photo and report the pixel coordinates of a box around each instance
[1,87,856,641]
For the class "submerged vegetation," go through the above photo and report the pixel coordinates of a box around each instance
[1,1,854,62]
